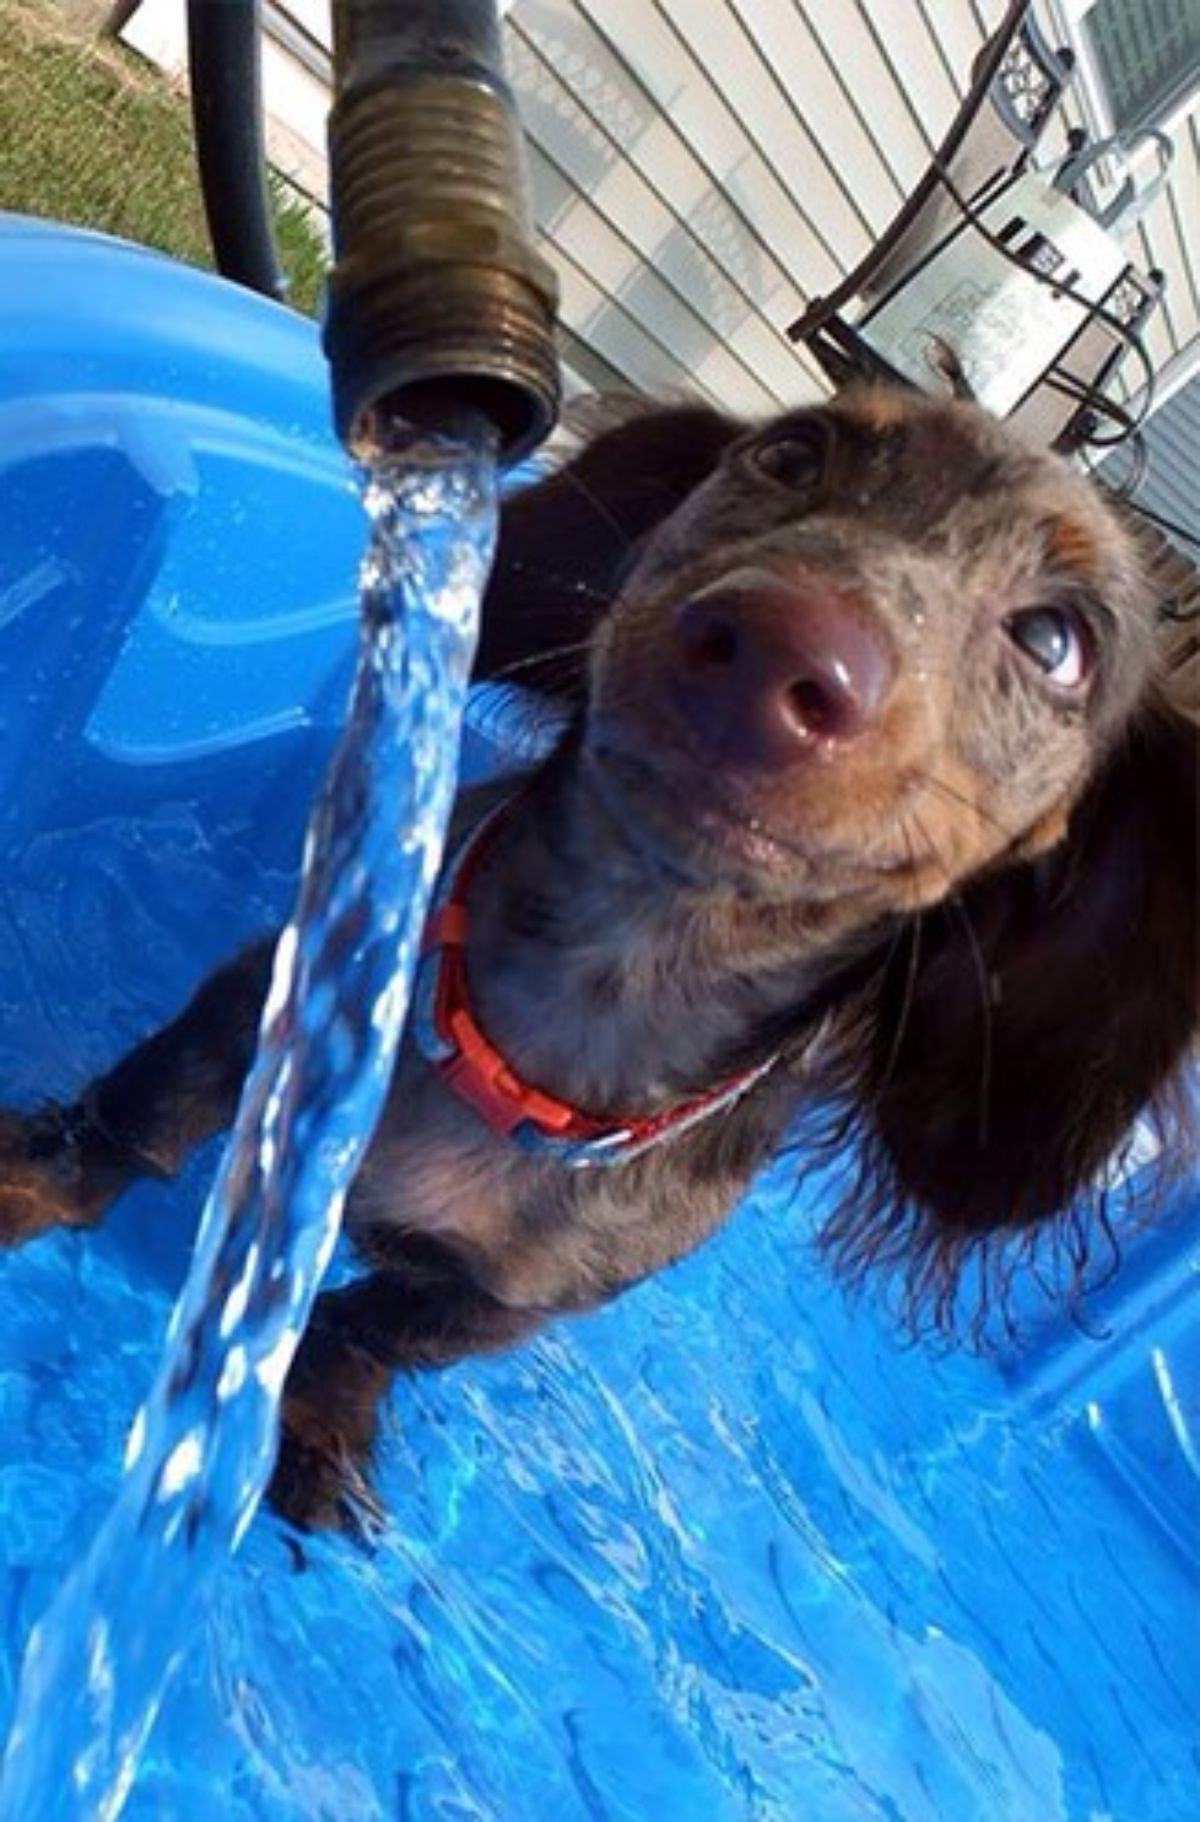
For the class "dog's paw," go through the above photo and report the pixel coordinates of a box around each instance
[268,1395,387,1542]
[0,1107,104,1245]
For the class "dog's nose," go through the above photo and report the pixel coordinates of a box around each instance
[669,569,894,766]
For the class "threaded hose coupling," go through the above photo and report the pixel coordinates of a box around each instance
[324,69,560,465]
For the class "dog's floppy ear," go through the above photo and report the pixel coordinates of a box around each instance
[473,401,740,695]
[826,698,1199,1314]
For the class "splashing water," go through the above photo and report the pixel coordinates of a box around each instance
[0,424,498,1820]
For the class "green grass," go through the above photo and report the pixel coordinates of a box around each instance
[0,0,327,313]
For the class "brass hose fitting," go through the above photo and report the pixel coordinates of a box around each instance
[325,2,560,465]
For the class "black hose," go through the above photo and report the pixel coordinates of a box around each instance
[186,0,289,304]
[331,0,506,93]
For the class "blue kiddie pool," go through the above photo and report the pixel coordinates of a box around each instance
[0,216,1196,1821]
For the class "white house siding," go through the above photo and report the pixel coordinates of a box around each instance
[120,0,1199,415]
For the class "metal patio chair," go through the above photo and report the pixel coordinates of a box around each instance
[786,0,1165,456]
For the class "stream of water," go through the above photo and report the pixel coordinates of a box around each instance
[0,424,498,1820]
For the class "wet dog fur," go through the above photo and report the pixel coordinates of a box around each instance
[1,387,1196,1529]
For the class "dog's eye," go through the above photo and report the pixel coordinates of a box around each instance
[1005,607,1092,688]
[745,422,829,493]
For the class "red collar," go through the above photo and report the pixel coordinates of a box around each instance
[411,804,776,1168]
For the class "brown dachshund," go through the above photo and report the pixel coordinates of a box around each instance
[1,388,1196,1528]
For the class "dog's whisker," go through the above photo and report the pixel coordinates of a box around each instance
[910,806,995,1152]
[870,812,935,1095]
[490,639,598,684]
[907,766,1021,848]
[555,462,639,547]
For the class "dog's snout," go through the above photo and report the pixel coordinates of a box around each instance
[669,569,894,765]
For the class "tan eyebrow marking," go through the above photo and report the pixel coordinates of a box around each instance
[845,388,913,432]
[1047,513,1100,581]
